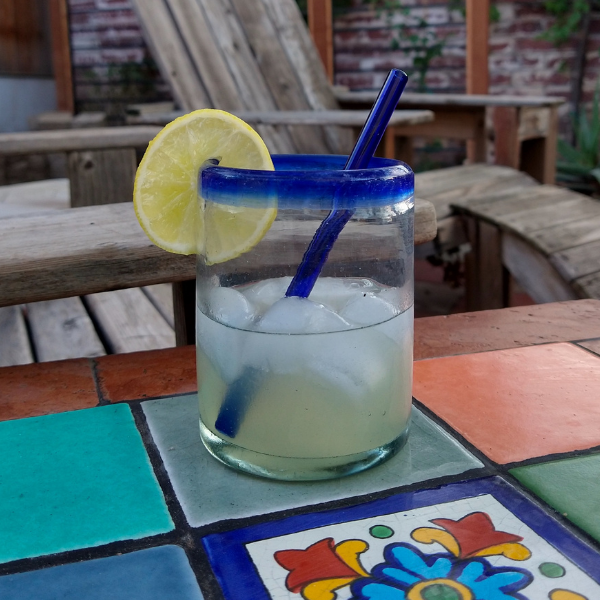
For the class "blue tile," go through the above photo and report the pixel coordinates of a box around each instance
[142,394,483,526]
[0,546,203,599]
[202,477,600,600]
[0,405,173,563]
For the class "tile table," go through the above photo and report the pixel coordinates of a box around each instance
[0,299,599,600]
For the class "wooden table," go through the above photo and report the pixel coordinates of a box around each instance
[337,91,565,184]
[0,300,599,597]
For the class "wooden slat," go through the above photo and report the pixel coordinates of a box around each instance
[26,297,105,362]
[127,109,433,127]
[229,0,331,154]
[165,0,242,111]
[0,127,160,155]
[130,0,210,109]
[143,284,175,328]
[336,90,565,108]
[264,0,351,153]
[550,240,600,282]
[528,214,600,254]
[68,149,137,207]
[577,338,600,356]
[575,272,600,300]
[502,232,578,304]
[193,0,295,153]
[0,200,436,308]
[0,305,33,367]
[86,289,175,354]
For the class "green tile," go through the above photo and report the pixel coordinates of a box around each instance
[511,453,600,543]
[0,405,173,563]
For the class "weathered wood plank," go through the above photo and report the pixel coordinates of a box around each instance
[577,338,600,356]
[27,297,106,362]
[0,200,436,308]
[130,0,210,110]
[68,148,136,207]
[0,305,33,367]
[336,90,565,108]
[0,127,160,155]
[165,0,242,111]
[127,109,433,127]
[86,288,175,354]
[260,0,352,153]
[529,213,600,254]
[142,284,175,328]
[230,0,331,154]
[0,178,70,217]
[550,240,600,282]
[574,271,600,300]
[502,232,578,304]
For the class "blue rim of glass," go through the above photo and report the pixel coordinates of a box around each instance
[199,154,414,210]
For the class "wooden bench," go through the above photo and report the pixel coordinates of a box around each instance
[0,198,437,367]
[337,91,564,185]
[415,164,600,310]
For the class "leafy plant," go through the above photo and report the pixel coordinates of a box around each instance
[557,86,600,196]
[540,0,593,46]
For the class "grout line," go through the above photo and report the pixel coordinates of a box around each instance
[89,358,109,406]
[503,444,600,470]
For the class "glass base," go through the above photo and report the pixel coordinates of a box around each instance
[199,419,410,481]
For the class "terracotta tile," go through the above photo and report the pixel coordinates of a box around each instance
[577,337,600,357]
[413,342,600,464]
[96,345,196,402]
[0,359,98,421]
[414,299,600,360]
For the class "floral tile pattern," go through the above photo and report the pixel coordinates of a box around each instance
[203,478,600,600]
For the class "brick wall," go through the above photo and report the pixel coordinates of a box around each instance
[68,0,172,119]
[334,1,600,126]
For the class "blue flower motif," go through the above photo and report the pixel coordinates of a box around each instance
[350,542,533,600]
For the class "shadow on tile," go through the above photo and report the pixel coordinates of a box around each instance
[143,395,483,527]
[0,546,202,599]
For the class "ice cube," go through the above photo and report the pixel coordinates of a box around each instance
[339,292,398,327]
[255,296,350,334]
[308,327,393,398]
[309,277,374,312]
[241,276,291,315]
[206,286,255,329]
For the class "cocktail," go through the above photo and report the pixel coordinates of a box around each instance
[197,155,414,480]
[134,70,413,480]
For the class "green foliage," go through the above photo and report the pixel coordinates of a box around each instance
[540,0,592,46]
[557,86,600,196]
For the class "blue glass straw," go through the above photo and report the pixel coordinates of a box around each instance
[285,68,409,298]
[214,69,409,439]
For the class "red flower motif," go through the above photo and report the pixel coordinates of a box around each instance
[431,512,524,558]
[274,538,363,593]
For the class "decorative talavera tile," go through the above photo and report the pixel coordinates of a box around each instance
[142,394,482,526]
[0,404,173,563]
[203,477,600,600]
[0,546,202,600]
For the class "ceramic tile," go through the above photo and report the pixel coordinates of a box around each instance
[95,346,196,403]
[0,359,98,421]
[577,338,600,357]
[511,453,600,544]
[202,477,600,600]
[0,546,202,599]
[414,299,600,360]
[142,394,482,527]
[0,404,173,563]
[413,342,600,464]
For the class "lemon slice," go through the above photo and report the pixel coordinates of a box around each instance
[134,109,275,262]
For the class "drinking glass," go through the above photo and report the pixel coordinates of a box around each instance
[196,155,414,480]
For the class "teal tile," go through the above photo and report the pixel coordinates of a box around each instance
[511,453,600,543]
[143,394,483,527]
[0,405,173,563]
